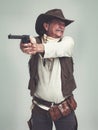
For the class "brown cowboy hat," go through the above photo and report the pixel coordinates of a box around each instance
[35,9,74,36]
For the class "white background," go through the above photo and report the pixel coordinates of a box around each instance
[0,0,98,130]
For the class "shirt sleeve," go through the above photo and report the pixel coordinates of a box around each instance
[43,36,75,58]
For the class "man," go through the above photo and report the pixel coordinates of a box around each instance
[20,9,78,130]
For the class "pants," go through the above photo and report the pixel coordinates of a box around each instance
[28,105,78,130]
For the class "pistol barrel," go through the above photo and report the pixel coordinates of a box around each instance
[8,34,23,39]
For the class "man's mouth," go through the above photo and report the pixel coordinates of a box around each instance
[56,29,64,33]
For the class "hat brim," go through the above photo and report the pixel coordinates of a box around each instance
[35,14,74,36]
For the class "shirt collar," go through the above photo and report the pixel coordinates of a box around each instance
[42,34,61,43]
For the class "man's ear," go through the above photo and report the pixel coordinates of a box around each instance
[43,23,49,31]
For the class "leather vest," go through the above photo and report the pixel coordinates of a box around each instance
[28,37,77,97]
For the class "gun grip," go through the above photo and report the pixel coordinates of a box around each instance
[21,35,30,43]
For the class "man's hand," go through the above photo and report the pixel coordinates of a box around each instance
[20,36,44,55]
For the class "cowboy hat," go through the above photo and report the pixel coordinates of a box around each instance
[35,9,74,36]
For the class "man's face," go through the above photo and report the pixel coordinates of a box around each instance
[43,19,65,38]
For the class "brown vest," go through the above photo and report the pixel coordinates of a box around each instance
[28,37,77,97]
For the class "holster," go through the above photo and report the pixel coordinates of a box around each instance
[49,96,77,121]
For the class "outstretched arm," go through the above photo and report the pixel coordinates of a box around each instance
[20,36,74,58]
[44,36,74,58]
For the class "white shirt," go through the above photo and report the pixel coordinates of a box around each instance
[34,36,74,104]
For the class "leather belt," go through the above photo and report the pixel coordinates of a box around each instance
[32,96,77,121]
[33,96,54,107]
[33,96,73,108]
